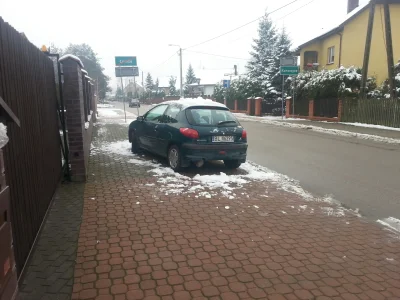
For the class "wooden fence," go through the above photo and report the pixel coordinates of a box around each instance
[0,17,61,276]
[342,97,400,128]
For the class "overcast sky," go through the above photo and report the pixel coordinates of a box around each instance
[1,0,369,91]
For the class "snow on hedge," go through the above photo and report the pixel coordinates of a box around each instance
[59,54,84,68]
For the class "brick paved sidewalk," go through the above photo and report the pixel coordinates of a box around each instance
[72,122,399,300]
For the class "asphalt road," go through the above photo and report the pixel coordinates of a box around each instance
[111,101,400,220]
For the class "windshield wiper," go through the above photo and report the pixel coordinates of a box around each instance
[217,120,237,126]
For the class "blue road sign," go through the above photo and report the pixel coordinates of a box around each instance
[223,80,231,88]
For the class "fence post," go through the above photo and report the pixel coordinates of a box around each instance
[60,57,88,182]
[286,99,291,118]
[337,99,343,122]
[309,99,315,119]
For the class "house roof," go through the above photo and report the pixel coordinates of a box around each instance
[296,0,400,51]
[296,1,370,50]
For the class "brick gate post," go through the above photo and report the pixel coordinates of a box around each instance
[255,97,263,117]
[309,99,315,119]
[60,56,88,182]
[286,99,291,118]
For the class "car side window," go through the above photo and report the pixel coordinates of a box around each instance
[163,105,181,123]
[144,105,168,122]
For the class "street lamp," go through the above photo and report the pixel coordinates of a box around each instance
[169,44,183,98]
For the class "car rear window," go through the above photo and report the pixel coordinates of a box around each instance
[186,108,238,126]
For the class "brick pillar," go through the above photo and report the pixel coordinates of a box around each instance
[255,97,262,117]
[337,99,343,122]
[61,57,87,182]
[247,98,252,115]
[224,99,227,106]
[234,100,238,112]
[0,141,18,300]
[309,99,314,119]
[286,99,291,118]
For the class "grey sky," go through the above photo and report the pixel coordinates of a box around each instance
[1,0,368,91]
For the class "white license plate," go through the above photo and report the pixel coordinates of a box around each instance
[212,136,234,143]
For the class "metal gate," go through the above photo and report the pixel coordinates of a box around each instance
[0,17,63,278]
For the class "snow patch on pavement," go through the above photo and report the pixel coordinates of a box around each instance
[99,140,360,218]
[377,217,400,235]
[97,104,115,108]
[236,115,400,145]
[340,122,400,132]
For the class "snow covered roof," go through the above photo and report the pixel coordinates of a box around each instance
[163,97,227,109]
[296,1,370,50]
[59,54,84,68]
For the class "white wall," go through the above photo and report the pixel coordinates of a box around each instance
[203,86,215,96]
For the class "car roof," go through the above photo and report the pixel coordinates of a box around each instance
[162,98,228,110]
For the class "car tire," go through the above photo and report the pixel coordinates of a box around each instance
[224,160,242,169]
[168,145,182,171]
[131,132,140,154]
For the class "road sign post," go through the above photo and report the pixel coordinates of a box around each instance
[115,56,137,66]
[115,56,138,123]
[280,66,299,76]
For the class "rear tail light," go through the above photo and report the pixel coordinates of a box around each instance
[241,129,247,139]
[180,128,199,139]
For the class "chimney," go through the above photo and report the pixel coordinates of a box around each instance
[347,0,359,14]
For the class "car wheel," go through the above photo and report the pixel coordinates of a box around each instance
[168,145,182,171]
[224,160,242,169]
[131,132,140,154]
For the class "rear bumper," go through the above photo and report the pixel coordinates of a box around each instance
[181,143,247,163]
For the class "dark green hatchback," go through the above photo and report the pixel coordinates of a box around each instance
[128,99,248,171]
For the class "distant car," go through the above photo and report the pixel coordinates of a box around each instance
[128,99,248,171]
[129,99,140,108]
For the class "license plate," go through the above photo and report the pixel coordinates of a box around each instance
[212,136,234,143]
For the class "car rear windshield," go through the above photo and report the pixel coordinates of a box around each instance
[186,107,238,126]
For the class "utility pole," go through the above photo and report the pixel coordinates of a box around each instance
[360,0,376,97]
[384,0,395,99]
[169,44,183,98]
[179,48,183,98]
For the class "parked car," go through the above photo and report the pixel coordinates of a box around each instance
[128,99,248,171]
[129,99,140,108]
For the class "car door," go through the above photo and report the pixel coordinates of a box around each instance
[141,104,168,151]
[154,105,182,156]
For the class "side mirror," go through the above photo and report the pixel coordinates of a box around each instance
[137,116,144,122]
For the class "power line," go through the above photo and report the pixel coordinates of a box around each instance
[224,0,317,46]
[147,51,177,72]
[184,0,302,50]
[185,50,249,61]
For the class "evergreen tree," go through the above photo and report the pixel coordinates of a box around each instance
[145,73,154,91]
[185,64,197,84]
[169,76,177,96]
[155,78,159,90]
[247,12,280,98]
[271,27,292,92]
[115,87,124,100]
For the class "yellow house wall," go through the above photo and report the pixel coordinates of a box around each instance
[320,34,341,70]
[300,4,400,83]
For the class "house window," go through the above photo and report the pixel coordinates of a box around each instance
[328,46,335,64]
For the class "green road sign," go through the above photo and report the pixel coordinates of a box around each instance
[280,66,299,76]
[115,56,137,66]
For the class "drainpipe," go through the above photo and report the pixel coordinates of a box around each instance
[337,32,343,68]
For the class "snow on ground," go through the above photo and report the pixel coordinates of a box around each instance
[96,108,137,125]
[340,122,400,132]
[98,140,360,218]
[377,217,400,235]
[235,114,400,145]
[97,104,115,108]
